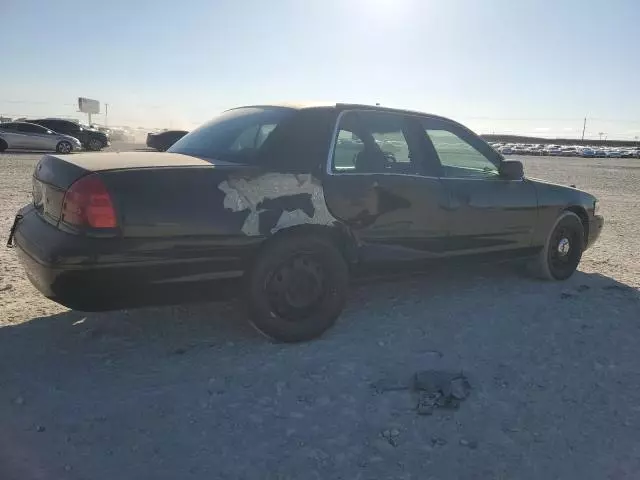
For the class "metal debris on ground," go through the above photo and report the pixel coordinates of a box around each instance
[413,370,471,415]
[371,370,471,415]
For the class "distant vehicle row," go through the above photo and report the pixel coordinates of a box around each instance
[490,142,640,158]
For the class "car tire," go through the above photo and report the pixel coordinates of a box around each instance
[246,233,349,343]
[0,139,7,152]
[56,141,73,154]
[529,211,584,280]
[87,138,104,151]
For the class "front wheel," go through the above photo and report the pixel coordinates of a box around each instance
[56,141,73,154]
[246,233,349,343]
[530,211,584,280]
[87,138,104,151]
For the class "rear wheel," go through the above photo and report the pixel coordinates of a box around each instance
[56,141,72,154]
[246,233,349,343]
[87,138,104,151]
[530,211,584,280]
[0,139,7,152]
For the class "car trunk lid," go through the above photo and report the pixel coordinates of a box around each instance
[31,152,242,225]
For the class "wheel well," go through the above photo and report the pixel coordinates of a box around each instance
[565,206,589,245]
[255,224,358,265]
[0,138,7,149]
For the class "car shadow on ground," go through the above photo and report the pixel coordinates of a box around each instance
[0,265,638,479]
[1,264,638,362]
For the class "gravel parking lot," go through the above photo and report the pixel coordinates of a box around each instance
[1,147,639,479]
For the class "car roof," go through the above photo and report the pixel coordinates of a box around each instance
[6,121,46,127]
[228,102,461,125]
[31,118,77,123]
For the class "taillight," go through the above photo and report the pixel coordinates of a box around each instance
[61,174,117,228]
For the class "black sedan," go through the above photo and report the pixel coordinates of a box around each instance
[8,103,604,342]
[146,130,189,151]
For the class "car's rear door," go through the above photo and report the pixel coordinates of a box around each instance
[420,117,538,254]
[17,123,55,150]
[322,109,450,262]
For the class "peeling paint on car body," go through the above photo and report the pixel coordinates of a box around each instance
[219,173,337,236]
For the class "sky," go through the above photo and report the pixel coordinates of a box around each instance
[2,0,639,139]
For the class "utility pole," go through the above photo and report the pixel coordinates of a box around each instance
[581,117,586,141]
[105,103,109,127]
[598,132,604,141]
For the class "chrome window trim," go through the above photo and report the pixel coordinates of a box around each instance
[324,108,522,182]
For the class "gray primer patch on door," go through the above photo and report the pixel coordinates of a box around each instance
[218,173,337,236]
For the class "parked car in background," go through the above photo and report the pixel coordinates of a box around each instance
[593,148,606,157]
[146,130,189,151]
[0,121,82,153]
[28,118,110,151]
[8,103,604,342]
[545,146,563,156]
[579,148,596,158]
[605,149,623,158]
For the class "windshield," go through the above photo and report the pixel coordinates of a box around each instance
[168,107,294,162]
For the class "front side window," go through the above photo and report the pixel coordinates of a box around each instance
[169,107,295,163]
[331,111,418,174]
[424,127,499,178]
[0,123,17,131]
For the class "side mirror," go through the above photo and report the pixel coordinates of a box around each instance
[499,160,523,180]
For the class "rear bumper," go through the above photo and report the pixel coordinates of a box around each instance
[12,206,253,311]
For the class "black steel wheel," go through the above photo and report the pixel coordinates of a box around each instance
[266,254,326,320]
[247,233,348,342]
[530,211,584,280]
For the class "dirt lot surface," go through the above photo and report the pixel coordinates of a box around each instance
[1,148,639,479]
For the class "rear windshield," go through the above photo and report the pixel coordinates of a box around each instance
[168,107,295,163]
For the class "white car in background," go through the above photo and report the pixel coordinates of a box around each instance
[0,122,82,153]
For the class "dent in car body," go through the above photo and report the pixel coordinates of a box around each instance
[219,173,337,236]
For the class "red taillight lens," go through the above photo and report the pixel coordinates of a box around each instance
[61,174,117,228]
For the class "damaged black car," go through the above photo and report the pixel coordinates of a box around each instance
[8,103,604,342]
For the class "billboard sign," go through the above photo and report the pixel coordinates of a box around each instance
[78,97,100,114]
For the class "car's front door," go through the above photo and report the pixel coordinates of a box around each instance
[17,123,55,150]
[421,118,538,254]
[18,123,57,150]
[322,109,450,262]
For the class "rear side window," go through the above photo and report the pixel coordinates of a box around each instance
[168,107,295,163]
[330,110,420,174]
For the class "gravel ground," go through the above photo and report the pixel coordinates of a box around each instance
[1,149,639,479]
